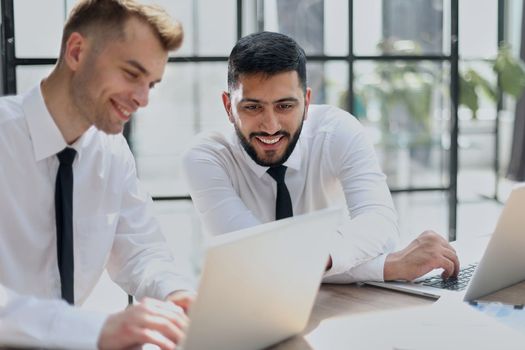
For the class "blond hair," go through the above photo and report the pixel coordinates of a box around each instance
[60,0,182,58]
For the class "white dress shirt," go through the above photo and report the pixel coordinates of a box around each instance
[182,105,400,283]
[0,85,193,349]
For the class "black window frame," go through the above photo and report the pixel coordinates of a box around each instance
[2,0,485,240]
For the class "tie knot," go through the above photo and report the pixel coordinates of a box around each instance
[57,148,77,166]
[267,165,287,184]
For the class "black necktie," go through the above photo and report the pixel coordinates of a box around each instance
[267,165,293,220]
[55,147,76,304]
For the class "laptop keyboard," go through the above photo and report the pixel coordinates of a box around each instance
[418,263,478,291]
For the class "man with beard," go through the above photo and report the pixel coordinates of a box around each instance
[182,31,460,284]
[0,1,193,349]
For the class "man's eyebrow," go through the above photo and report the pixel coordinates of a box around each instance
[239,97,299,104]
[126,60,149,75]
[240,98,263,103]
[126,60,162,85]
[273,97,299,103]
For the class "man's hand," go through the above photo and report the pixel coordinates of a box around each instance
[384,230,460,281]
[97,297,188,350]
[166,290,196,314]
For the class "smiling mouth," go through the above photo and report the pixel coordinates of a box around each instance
[111,100,132,120]
[255,135,283,145]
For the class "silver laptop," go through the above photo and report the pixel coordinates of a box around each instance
[367,184,525,301]
[179,207,342,350]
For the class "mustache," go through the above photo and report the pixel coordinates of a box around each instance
[249,131,290,139]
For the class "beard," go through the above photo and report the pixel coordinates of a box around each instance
[235,109,305,167]
[70,69,95,122]
[70,53,124,135]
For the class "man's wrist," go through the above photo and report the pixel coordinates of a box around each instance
[166,289,195,300]
[166,290,196,314]
[383,252,402,281]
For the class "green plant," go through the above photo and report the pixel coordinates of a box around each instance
[364,61,434,145]
[352,40,438,149]
[460,44,525,119]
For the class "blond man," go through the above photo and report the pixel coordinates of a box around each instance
[0,1,193,349]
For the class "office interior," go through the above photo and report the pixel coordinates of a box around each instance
[2,0,525,312]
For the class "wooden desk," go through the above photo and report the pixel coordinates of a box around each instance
[2,282,523,350]
[269,281,525,349]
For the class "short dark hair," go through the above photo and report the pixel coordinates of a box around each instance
[227,31,307,93]
[60,0,183,60]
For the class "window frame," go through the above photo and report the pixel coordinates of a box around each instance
[0,0,473,239]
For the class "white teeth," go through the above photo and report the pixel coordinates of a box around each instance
[116,103,131,116]
[257,136,281,144]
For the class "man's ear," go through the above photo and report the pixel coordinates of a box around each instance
[222,91,235,123]
[303,87,312,121]
[63,32,87,71]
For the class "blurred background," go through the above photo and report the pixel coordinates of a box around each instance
[3,0,525,311]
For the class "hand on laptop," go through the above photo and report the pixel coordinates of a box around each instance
[383,230,460,282]
[97,297,188,350]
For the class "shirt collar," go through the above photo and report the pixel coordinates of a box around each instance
[22,84,93,162]
[230,129,303,179]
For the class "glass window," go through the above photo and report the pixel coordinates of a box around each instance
[14,0,65,58]
[263,0,325,55]
[197,63,231,132]
[149,0,237,57]
[353,0,383,56]
[11,0,503,230]
[242,0,258,35]
[394,192,448,237]
[14,0,229,58]
[459,0,498,59]
[16,65,54,93]
[261,0,349,56]
[354,0,449,56]
[324,0,349,56]
[132,62,229,197]
[354,60,450,189]
[458,60,498,121]
[507,1,524,57]
[306,61,349,108]
[196,0,237,56]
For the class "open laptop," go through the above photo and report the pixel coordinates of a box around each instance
[366,184,525,301]
[179,207,342,350]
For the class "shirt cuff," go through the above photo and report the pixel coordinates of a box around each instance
[347,254,387,282]
[323,254,387,283]
[153,277,197,301]
[49,306,108,349]
[322,228,376,278]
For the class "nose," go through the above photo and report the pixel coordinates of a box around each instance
[259,109,281,134]
[132,84,149,108]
